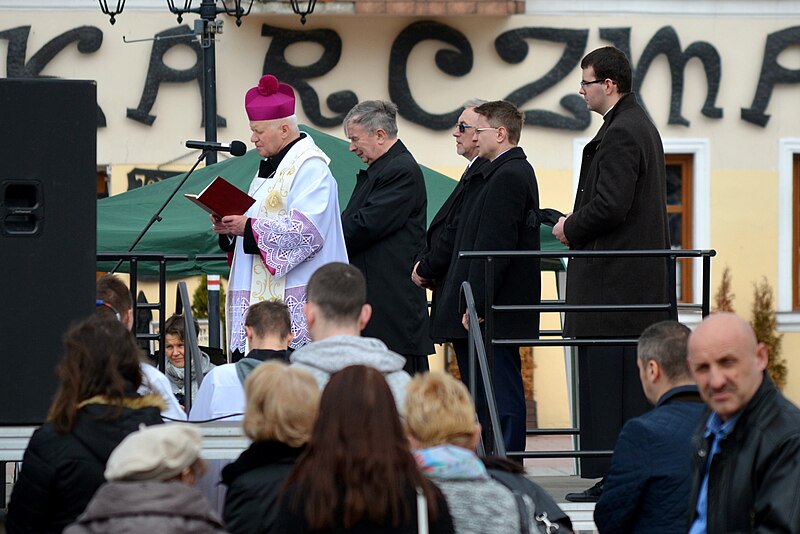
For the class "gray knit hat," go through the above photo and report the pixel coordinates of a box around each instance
[104,423,202,481]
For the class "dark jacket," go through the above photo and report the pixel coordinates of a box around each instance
[274,481,454,534]
[483,458,574,533]
[416,158,488,284]
[5,397,164,534]
[417,158,488,341]
[687,376,800,533]
[563,93,672,338]
[341,139,433,356]
[594,385,705,533]
[432,147,540,341]
[221,440,304,534]
[63,481,227,533]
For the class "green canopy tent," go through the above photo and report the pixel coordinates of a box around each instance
[97,125,565,275]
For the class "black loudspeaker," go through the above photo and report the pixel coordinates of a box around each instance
[0,79,97,424]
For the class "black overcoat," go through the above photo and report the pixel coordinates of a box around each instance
[417,158,487,339]
[563,93,672,338]
[432,147,540,341]
[341,140,433,356]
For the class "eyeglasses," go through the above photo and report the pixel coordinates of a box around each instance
[456,122,474,133]
[579,79,606,87]
[475,127,499,134]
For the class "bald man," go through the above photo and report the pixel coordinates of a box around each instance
[686,313,800,534]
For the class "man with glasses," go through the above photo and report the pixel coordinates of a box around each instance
[438,99,540,452]
[341,100,433,374]
[552,46,671,502]
[412,99,488,377]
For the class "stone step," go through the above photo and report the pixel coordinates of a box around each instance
[559,502,596,533]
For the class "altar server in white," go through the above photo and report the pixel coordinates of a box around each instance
[189,300,292,423]
[188,300,293,514]
[212,74,348,358]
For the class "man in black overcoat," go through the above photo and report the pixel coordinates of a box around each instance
[553,46,672,501]
[411,98,488,352]
[439,100,541,452]
[341,100,433,373]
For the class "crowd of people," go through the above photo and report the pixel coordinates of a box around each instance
[5,265,576,533]
[5,44,800,533]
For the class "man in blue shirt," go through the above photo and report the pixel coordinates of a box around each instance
[686,313,800,533]
[594,321,704,533]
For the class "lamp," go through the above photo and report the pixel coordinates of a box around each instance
[164,0,253,25]
[288,0,316,24]
[97,0,126,25]
[220,0,254,26]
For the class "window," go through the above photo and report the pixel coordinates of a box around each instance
[778,139,800,329]
[794,154,800,310]
[666,154,693,303]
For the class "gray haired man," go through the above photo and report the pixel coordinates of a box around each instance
[341,101,433,374]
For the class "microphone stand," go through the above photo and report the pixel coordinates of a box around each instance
[108,150,210,274]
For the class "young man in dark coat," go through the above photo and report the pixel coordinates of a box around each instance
[447,100,541,452]
[552,46,672,500]
[341,100,433,374]
[594,321,704,533]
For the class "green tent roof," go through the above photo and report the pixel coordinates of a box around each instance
[97,125,564,275]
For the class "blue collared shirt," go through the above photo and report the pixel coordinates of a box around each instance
[688,411,741,534]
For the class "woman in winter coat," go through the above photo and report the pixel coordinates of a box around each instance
[275,365,454,534]
[404,372,573,534]
[5,315,164,533]
[64,423,226,533]
[222,361,321,534]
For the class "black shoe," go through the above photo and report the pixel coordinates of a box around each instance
[565,478,604,503]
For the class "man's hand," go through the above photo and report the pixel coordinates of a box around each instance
[211,214,248,236]
[462,312,484,331]
[553,214,571,246]
[411,261,434,289]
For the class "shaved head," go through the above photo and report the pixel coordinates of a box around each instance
[687,313,767,421]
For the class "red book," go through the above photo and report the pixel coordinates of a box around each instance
[184,176,256,217]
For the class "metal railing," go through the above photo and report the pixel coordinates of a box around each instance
[97,252,189,371]
[460,248,716,460]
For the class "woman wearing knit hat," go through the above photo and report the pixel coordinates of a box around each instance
[64,423,227,533]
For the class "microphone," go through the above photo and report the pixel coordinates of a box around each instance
[185,140,247,157]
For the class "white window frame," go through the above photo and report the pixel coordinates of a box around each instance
[777,138,800,331]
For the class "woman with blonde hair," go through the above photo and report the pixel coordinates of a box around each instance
[222,360,320,534]
[405,372,572,534]
[6,314,164,533]
[275,365,454,533]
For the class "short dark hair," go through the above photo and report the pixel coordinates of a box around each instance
[306,263,366,324]
[164,314,200,342]
[96,275,132,315]
[245,300,291,339]
[474,100,524,145]
[638,321,692,381]
[581,46,632,94]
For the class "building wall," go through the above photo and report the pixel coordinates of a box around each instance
[2,3,799,421]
